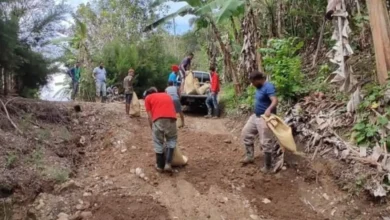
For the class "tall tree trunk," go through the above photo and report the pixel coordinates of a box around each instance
[267,3,277,37]
[3,69,8,96]
[230,16,241,44]
[209,19,238,92]
[0,68,3,95]
[367,0,390,84]
[253,8,264,73]
[206,28,219,74]
[277,0,283,37]
[238,7,259,89]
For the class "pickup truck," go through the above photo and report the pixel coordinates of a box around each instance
[179,70,210,108]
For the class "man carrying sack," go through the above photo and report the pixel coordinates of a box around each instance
[123,68,135,115]
[241,71,279,174]
[179,52,194,92]
[144,87,177,173]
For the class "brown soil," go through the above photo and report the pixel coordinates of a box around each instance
[1,99,389,220]
[88,196,169,220]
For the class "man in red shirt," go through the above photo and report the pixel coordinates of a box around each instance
[144,87,177,172]
[205,66,220,118]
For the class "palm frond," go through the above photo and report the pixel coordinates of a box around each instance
[143,5,195,32]
[31,4,70,34]
[151,0,203,8]
[214,0,245,23]
[72,13,88,40]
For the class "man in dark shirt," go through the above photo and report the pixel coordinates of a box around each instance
[241,71,278,174]
[179,53,194,90]
[67,62,81,101]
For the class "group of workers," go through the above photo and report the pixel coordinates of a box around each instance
[67,54,278,174]
[144,69,278,173]
[67,61,108,102]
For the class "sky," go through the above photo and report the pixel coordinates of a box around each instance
[67,0,193,35]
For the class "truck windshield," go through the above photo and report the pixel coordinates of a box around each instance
[193,71,210,84]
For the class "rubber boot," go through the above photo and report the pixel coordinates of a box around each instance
[241,156,254,165]
[240,145,255,165]
[164,148,174,172]
[155,153,165,173]
[212,108,219,119]
[261,152,272,174]
[125,104,130,115]
[204,109,212,118]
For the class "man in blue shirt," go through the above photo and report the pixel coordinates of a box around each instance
[168,65,179,86]
[241,71,278,174]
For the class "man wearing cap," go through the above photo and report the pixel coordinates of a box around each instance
[168,65,180,87]
[241,71,278,174]
[144,87,177,173]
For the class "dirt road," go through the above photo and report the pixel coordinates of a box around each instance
[22,102,385,220]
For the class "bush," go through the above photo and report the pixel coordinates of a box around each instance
[260,38,304,101]
[352,82,390,148]
[220,83,257,115]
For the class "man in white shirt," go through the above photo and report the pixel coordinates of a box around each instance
[92,62,107,102]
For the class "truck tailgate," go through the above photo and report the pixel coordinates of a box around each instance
[181,94,208,98]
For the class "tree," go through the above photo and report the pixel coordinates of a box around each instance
[367,0,390,84]
[0,0,69,97]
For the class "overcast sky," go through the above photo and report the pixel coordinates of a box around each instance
[66,0,192,34]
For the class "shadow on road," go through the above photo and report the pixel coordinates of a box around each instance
[182,105,208,117]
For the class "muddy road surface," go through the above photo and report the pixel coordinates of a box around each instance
[16,102,386,220]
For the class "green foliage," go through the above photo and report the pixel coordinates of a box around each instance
[0,0,66,97]
[30,147,44,168]
[219,83,237,110]
[101,41,139,86]
[13,44,55,97]
[198,0,245,23]
[352,83,390,148]
[220,83,256,114]
[78,68,96,101]
[303,64,331,94]
[260,38,304,101]
[353,14,370,29]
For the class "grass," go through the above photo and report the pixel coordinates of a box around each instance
[19,113,33,132]
[5,152,17,169]
[45,167,70,183]
[58,127,72,141]
[37,129,51,141]
[29,147,44,169]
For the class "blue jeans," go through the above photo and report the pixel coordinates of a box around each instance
[71,81,79,100]
[206,92,219,116]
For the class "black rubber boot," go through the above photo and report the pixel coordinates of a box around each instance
[204,109,212,118]
[155,153,165,172]
[164,148,174,172]
[261,152,272,174]
[212,108,219,119]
